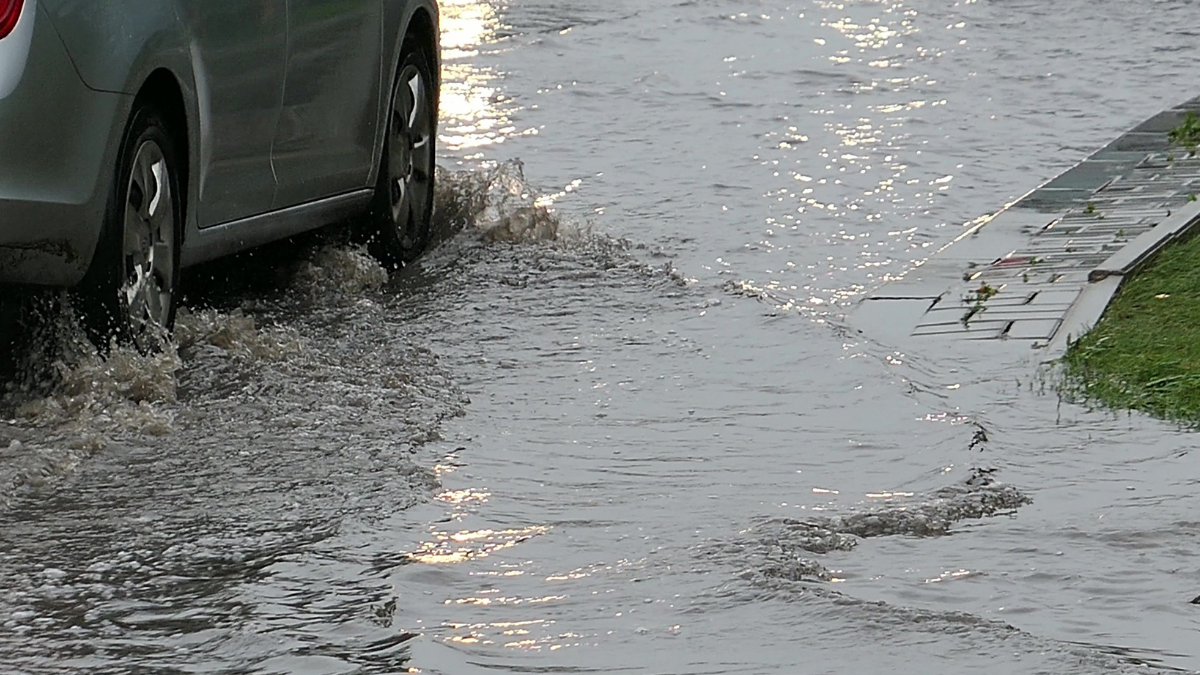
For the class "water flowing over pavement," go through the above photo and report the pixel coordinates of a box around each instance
[4,0,1200,673]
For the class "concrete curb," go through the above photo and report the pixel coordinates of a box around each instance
[1090,200,1200,281]
[1043,276,1121,360]
[1045,200,1200,360]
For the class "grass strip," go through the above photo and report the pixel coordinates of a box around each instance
[1062,230,1200,422]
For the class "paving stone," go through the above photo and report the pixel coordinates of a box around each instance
[867,282,947,300]
[1006,319,1062,340]
[971,266,1038,279]
[1065,235,1128,247]
[912,320,1009,338]
[848,297,939,343]
[1041,161,1128,191]
[1106,132,1170,152]
[946,291,1037,307]
[1132,110,1192,133]
[1026,251,1110,264]
[1105,176,1171,189]
[1066,221,1152,233]
[1029,289,1081,306]
[1090,149,1153,162]
[1018,188,1095,211]
[923,307,1070,323]
[1046,271,1092,284]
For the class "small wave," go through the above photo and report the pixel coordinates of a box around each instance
[701,469,1031,584]
[733,582,1150,674]
[0,437,96,509]
[687,475,1152,671]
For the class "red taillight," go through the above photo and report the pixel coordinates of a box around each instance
[0,0,23,40]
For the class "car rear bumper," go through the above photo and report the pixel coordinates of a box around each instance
[0,3,129,287]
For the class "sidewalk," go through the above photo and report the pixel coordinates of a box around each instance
[850,96,1200,360]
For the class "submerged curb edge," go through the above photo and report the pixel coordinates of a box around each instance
[851,95,1200,363]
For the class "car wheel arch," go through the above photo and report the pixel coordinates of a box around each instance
[132,69,191,248]
[400,5,440,105]
[372,2,440,183]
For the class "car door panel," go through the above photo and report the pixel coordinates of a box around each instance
[272,0,383,210]
[179,1,287,227]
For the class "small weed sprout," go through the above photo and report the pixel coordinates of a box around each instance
[962,305,983,325]
[969,282,999,302]
[1168,111,1200,156]
[961,282,1000,327]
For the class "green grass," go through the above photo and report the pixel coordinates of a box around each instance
[1168,111,1200,153]
[1062,232,1200,422]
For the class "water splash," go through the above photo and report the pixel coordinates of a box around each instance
[436,161,580,243]
[0,160,648,514]
[291,245,390,297]
[175,308,305,362]
[1,296,178,434]
[427,161,693,297]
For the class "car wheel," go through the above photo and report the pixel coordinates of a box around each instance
[78,104,182,352]
[364,41,437,269]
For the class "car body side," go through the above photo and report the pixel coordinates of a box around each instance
[0,0,439,287]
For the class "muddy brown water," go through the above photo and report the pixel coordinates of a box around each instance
[4,0,1200,673]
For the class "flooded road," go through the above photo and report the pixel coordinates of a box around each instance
[4,0,1200,672]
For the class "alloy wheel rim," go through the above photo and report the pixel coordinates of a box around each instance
[387,64,434,251]
[121,139,175,344]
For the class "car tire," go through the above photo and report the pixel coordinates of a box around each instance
[77,103,183,352]
[362,40,437,269]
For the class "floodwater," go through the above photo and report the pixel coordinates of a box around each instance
[3,0,1200,672]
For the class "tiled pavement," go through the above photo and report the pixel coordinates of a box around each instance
[850,97,1200,360]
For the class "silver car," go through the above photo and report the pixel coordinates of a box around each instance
[0,0,439,347]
